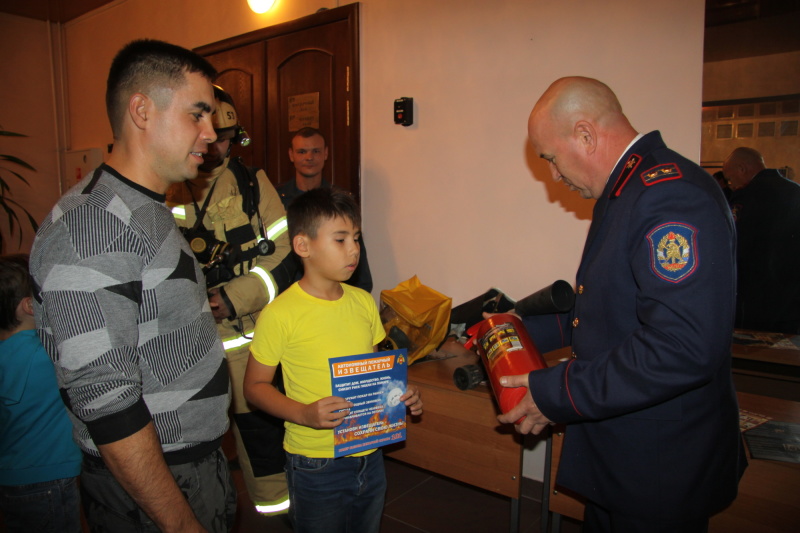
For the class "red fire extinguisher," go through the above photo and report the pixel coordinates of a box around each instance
[465,313,546,421]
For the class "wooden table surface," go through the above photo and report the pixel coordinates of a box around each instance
[385,341,525,500]
[731,330,800,367]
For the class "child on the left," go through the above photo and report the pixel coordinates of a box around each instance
[0,254,82,533]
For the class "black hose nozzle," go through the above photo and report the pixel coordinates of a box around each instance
[514,280,575,317]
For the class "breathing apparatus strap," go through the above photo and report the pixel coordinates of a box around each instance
[185,179,220,233]
[230,157,267,238]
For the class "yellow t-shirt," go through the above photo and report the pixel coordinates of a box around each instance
[250,282,386,457]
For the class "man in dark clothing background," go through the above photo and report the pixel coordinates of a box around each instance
[277,128,373,292]
[724,147,800,333]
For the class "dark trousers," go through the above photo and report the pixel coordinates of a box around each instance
[0,477,81,533]
[583,500,709,533]
[80,447,236,533]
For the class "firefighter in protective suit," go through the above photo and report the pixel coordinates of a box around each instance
[168,86,294,515]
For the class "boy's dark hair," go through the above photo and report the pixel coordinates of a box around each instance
[288,187,361,241]
[106,39,218,139]
[0,254,32,331]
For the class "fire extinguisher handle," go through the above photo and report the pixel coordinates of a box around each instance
[464,322,481,349]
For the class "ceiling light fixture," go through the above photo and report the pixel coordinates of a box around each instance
[248,0,277,14]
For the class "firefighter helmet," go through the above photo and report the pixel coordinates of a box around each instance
[212,85,251,147]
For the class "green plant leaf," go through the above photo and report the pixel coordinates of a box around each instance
[0,196,23,248]
[0,196,38,249]
[0,168,32,186]
[1,127,38,251]
[0,154,36,172]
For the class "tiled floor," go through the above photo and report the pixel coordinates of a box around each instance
[230,454,583,533]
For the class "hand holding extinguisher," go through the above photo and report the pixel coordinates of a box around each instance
[496,373,554,435]
[464,313,546,424]
[462,280,575,433]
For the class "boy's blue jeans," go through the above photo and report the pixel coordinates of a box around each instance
[0,476,81,533]
[286,449,386,533]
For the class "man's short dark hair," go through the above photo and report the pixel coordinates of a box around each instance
[0,254,32,331]
[106,39,217,139]
[291,127,326,146]
[288,187,360,241]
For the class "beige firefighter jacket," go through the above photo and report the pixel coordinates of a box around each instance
[168,164,291,348]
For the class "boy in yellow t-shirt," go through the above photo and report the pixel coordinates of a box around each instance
[244,187,423,533]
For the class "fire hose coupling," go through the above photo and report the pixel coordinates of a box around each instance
[453,364,485,391]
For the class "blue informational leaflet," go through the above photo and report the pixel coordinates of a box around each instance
[329,349,409,457]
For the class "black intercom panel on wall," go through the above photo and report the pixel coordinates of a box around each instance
[394,97,413,126]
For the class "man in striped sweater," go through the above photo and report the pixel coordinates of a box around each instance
[31,39,235,533]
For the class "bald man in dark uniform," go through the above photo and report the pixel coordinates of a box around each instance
[500,77,746,533]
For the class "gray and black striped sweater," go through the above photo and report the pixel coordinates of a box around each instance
[31,164,230,462]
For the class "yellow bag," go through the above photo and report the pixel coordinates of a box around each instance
[380,275,452,364]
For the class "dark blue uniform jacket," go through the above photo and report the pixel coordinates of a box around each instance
[524,131,747,520]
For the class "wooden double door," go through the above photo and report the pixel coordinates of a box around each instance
[195,3,360,200]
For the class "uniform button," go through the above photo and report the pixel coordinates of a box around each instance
[578,285,584,294]
[572,317,579,327]
[571,351,577,359]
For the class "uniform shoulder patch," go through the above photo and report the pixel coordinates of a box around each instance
[646,222,698,283]
[640,163,682,186]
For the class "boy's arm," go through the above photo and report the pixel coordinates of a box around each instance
[244,354,352,429]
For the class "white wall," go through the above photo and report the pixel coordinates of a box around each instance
[0,0,707,480]
[359,0,705,308]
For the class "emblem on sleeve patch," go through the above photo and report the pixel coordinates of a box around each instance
[646,222,698,283]
[641,163,682,186]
